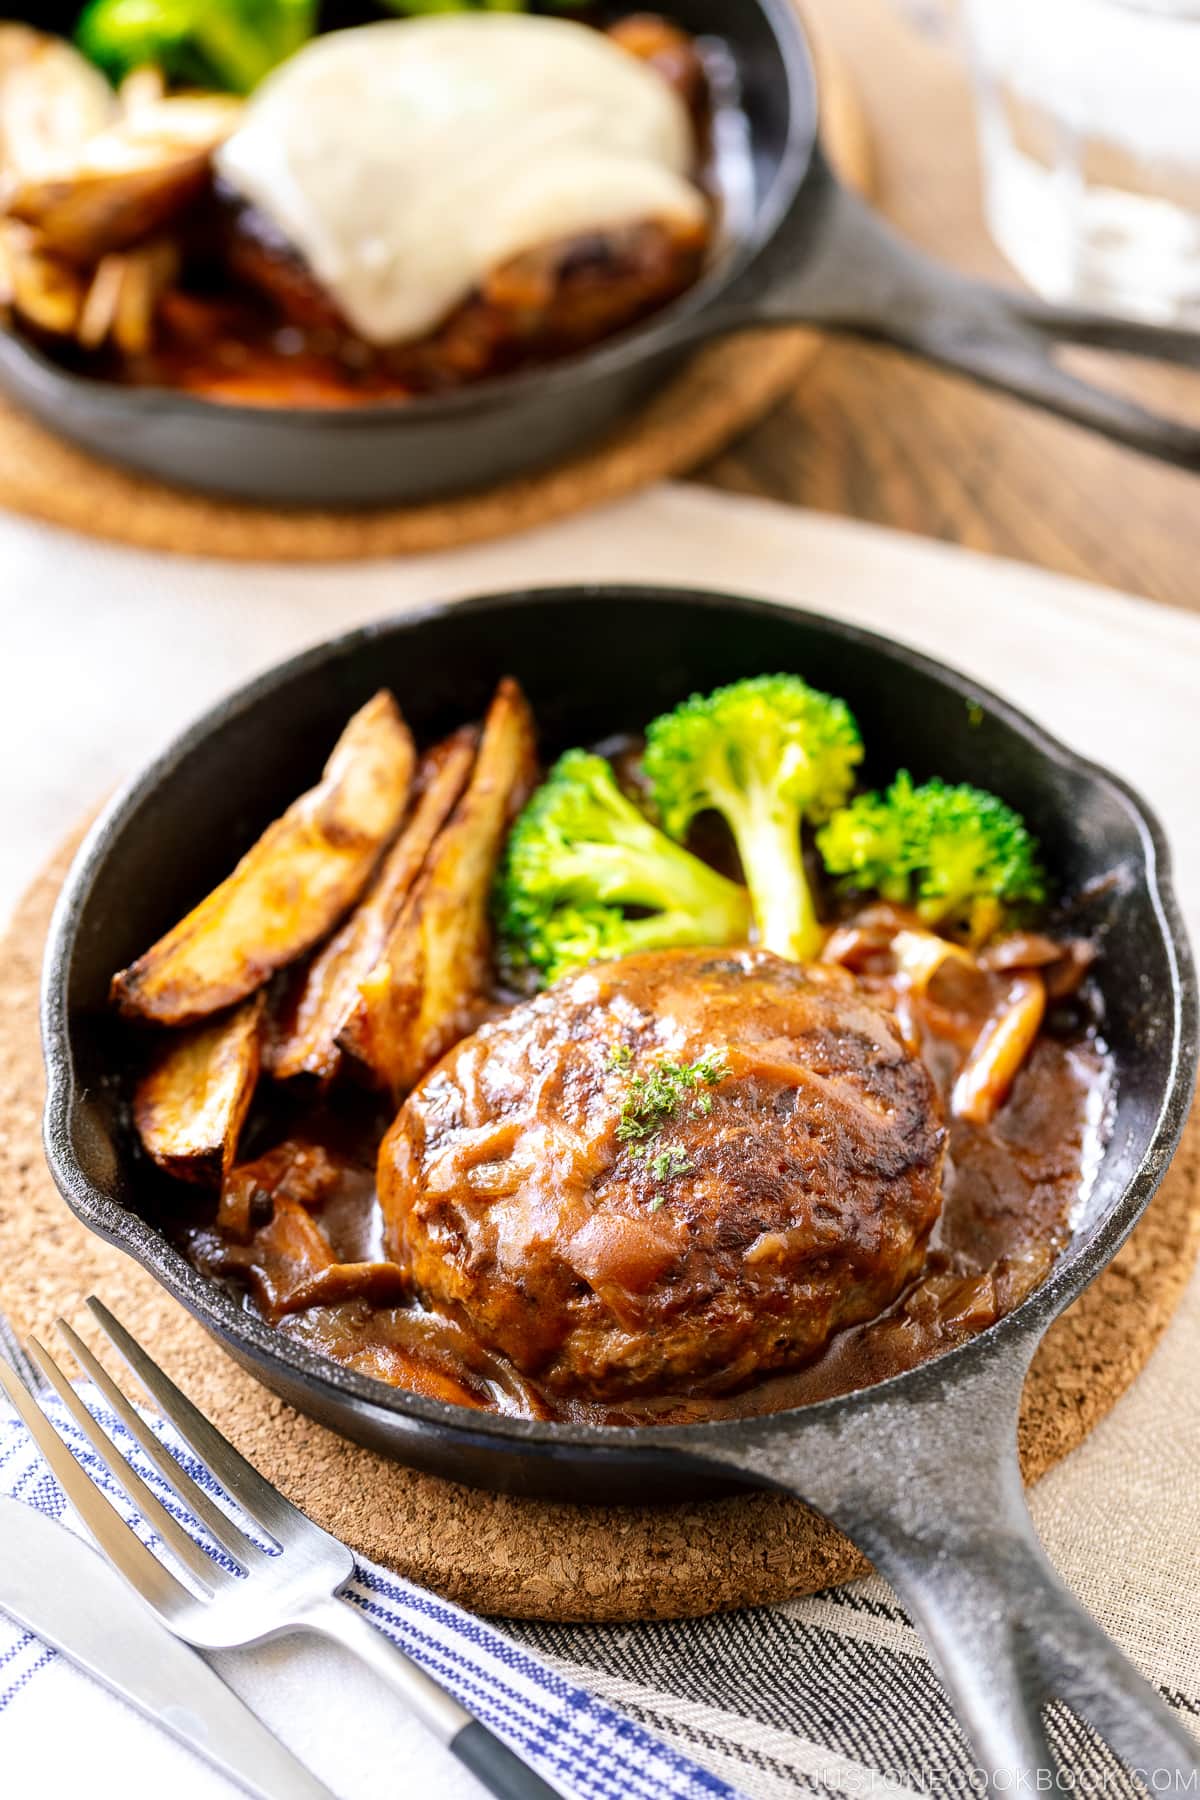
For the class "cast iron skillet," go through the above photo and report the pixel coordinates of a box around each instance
[7,2,1200,504]
[42,587,1199,1787]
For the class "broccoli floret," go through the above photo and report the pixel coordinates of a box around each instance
[642,674,862,964]
[816,771,1046,943]
[495,749,752,987]
[76,0,316,93]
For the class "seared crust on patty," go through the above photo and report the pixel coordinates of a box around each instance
[378,947,946,1399]
[217,193,707,388]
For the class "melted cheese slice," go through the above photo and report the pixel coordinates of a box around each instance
[215,15,707,346]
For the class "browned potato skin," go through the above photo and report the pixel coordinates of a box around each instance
[2,227,86,332]
[112,691,415,1026]
[133,994,263,1184]
[7,97,241,265]
[0,28,116,189]
[266,726,479,1082]
[10,156,210,263]
[343,679,538,1096]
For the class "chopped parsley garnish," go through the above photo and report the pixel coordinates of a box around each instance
[608,1049,728,1195]
[649,1143,692,1182]
[615,1049,727,1143]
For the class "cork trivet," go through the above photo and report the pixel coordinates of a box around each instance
[3,835,1198,1622]
[0,20,870,564]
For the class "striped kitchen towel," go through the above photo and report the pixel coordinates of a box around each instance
[0,1318,734,1800]
[3,1300,1199,1800]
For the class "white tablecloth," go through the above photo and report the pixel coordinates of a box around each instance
[6,484,1200,939]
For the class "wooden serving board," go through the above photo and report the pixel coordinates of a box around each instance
[0,19,871,563]
[2,834,1198,1623]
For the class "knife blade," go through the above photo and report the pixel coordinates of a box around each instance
[0,1498,336,1800]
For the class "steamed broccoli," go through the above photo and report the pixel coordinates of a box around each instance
[816,771,1046,943]
[495,749,752,987]
[642,674,862,964]
[76,0,317,94]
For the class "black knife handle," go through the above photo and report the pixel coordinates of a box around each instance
[451,1721,564,1800]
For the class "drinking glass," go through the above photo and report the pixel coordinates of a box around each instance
[961,0,1200,322]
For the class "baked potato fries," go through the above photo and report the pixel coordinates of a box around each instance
[117,680,535,1184]
[0,28,240,357]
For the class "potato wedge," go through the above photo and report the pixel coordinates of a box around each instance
[342,678,538,1095]
[111,237,180,353]
[0,29,116,191]
[118,67,168,119]
[112,691,416,1026]
[7,233,85,333]
[133,994,263,1184]
[7,95,241,263]
[75,237,180,352]
[266,726,478,1082]
[76,248,126,347]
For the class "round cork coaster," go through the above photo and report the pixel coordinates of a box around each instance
[0,20,871,564]
[4,836,1199,1622]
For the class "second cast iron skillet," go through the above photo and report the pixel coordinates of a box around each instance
[42,587,1200,1786]
[6,1,1200,503]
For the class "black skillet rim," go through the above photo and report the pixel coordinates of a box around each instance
[0,0,818,433]
[40,584,1199,1461]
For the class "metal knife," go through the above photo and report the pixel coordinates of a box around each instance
[0,1498,336,1800]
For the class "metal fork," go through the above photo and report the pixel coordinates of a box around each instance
[0,1298,561,1800]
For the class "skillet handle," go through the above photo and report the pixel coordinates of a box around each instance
[717,147,1200,470]
[700,1341,1200,1787]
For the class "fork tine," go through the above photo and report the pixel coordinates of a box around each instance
[86,1298,295,1544]
[56,1319,265,1571]
[0,1357,193,1615]
[27,1337,218,1593]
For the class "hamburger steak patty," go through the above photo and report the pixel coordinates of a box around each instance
[377,947,947,1398]
[217,194,708,386]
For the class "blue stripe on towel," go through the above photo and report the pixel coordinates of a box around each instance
[0,1385,742,1799]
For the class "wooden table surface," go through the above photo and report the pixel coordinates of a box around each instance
[697,0,1200,617]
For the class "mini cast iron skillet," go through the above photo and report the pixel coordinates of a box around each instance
[8,2,1200,504]
[43,588,1199,1786]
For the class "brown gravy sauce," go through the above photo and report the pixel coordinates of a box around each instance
[172,965,1112,1426]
